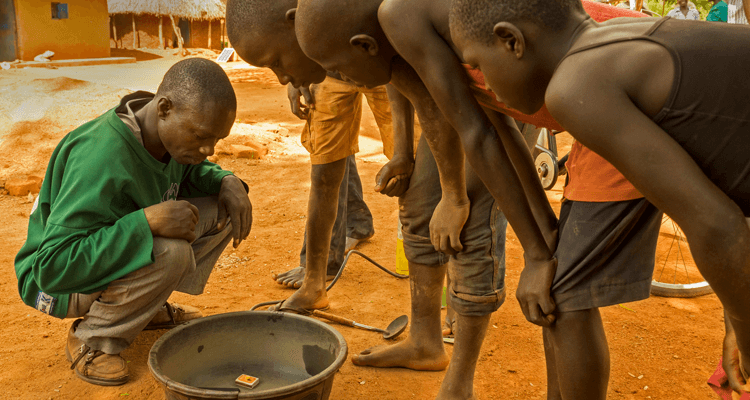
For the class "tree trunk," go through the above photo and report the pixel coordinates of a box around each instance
[220,19,225,48]
[113,17,118,48]
[159,16,163,49]
[132,14,137,49]
[170,15,185,56]
[208,20,212,49]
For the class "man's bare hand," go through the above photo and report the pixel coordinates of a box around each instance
[429,199,470,256]
[287,84,315,119]
[375,155,414,197]
[516,256,558,327]
[218,175,252,248]
[144,200,199,242]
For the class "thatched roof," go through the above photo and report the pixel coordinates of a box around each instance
[108,0,227,20]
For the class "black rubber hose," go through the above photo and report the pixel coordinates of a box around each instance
[250,249,408,311]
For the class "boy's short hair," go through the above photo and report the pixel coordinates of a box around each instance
[226,0,294,44]
[296,0,381,56]
[157,58,237,113]
[450,0,585,44]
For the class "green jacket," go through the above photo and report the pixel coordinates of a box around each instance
[14,93,234,318]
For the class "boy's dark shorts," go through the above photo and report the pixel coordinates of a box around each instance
[398,136,507,317]
[552,198,663,312]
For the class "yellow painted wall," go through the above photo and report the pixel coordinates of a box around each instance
[14,0,110,61]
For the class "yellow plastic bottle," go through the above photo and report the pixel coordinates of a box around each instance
[396,219,409,276]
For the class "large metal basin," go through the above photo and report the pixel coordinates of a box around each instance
[148,311,348,400]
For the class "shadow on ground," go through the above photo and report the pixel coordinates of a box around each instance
[111,48,164,61]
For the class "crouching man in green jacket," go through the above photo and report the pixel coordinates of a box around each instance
[14,58,252,386]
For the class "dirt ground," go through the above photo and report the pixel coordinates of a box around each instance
[0,51,725,399]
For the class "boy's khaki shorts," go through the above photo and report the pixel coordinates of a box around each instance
[301,77,394,164]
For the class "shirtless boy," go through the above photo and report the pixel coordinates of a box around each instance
[14,59,252,385]
[450,0,750,396]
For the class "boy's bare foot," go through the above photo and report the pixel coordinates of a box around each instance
[351,338,449,370]
[268,286,329,313]
[272,267,335,288]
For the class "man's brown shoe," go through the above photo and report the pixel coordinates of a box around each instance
[65,320,129,386]
[144,302,203,330]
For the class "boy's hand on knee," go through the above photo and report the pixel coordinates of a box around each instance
[218,175,253,248]
[516,256,558,327]
[144,200,200,243]
[375,155,414,197]
[429,198,470,256]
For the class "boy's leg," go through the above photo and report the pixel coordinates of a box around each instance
[270,159,346,311]
[345,156,375,249]
[543,328,563,400]
[438,161,508,400]
[273,76,364,288]
[545,198,662,400]
[352,261,450,370]
[438,314,491,399]
[544,309,609,400]
[271,77,364,311]
[284,156,351,288]
[443,275,456,336]
[352,135,449,370]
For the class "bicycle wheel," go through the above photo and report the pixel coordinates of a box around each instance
[650,215,713,298]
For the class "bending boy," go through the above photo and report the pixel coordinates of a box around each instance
[293,0,526,398]
[14,59,252,386]
[227,0,418,314]
[373,0,648,329]
[451,0,750,397]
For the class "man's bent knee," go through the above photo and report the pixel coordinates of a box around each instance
[151,237,195,280]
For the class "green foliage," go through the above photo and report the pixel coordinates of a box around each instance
[645,0,715,18]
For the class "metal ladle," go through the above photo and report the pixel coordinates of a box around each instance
[312,310,408,340]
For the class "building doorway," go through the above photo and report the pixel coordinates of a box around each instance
[0,0,17,61]
[178,18,190,47]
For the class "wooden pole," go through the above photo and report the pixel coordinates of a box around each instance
[132,14,137,49]
[112,16,118,48]
[159,16,163,49]
[208,20,212,49]
[220,19,225,48]
[170,15,185,56]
